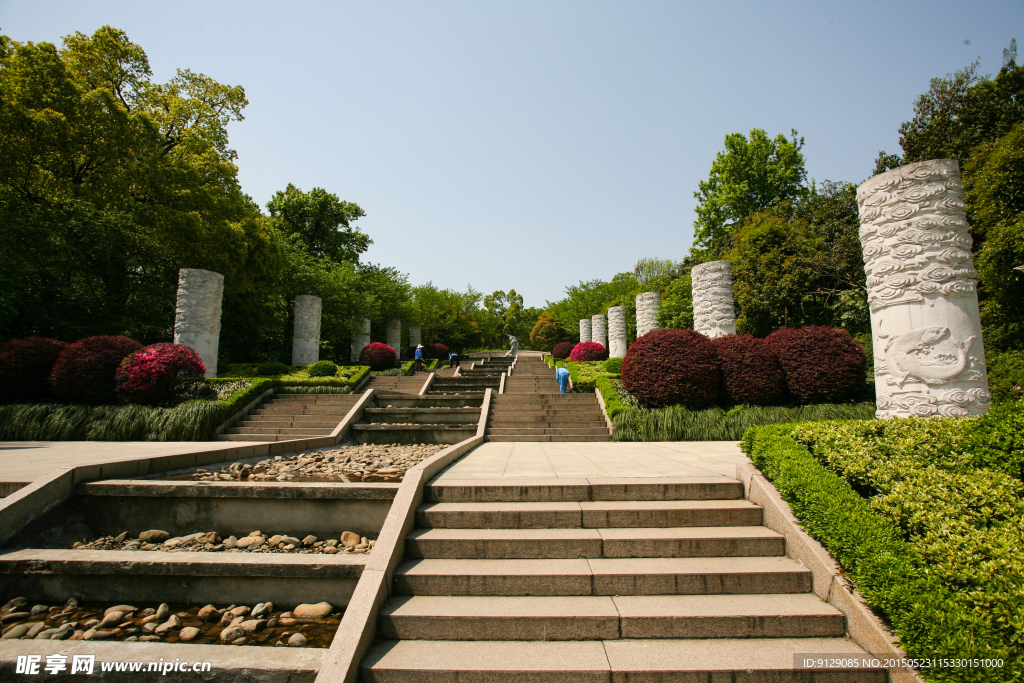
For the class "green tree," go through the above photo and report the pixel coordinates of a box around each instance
[657,274,694,330]
[410,283,484,352]
[692,128,808,258]
[267,184,369,263]
[727,212,823,337]
[545,273,640,337]
[529,312,565,351]
[0,26,280,360]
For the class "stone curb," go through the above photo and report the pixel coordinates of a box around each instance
[313,389,493,683]
[593,388,614,436]
[736,462,923,683]
[417,373,435,395]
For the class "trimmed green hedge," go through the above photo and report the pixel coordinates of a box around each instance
[744,418,1023,681]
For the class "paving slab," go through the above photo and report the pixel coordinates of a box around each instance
[598,526,785,558]
[393,558,593,596]
[434,441,748,481]
[587,557,812,595]
[603,638,885,682]
[407,528,603,558]
[361,639,611,683]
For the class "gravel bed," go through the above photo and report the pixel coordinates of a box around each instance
[180,443,446,483]
[0,597,338,647]
[72,530,374,554]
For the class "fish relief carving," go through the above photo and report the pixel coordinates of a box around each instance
[884,326,974,387]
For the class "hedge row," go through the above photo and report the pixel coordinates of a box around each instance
[621,326,866,408]
[743,419,1022,681]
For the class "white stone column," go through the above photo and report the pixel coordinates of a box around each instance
[607,306,627,358]
[173,268,224,378]
[636,292,661,337]
[691,261,737,338]
[386,318,401,356]
[291,295,322,366]
[857,159,990,418]
[409,325,422,350]
[591,314,607,350]
[350,317,371,362]
[579,319,592,343]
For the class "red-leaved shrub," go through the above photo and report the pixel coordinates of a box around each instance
[360,342,397,371]
[765,326,867,404]
[710,335,787,406]
[621,329,720,408]
[424,343,449,360]
[50,336,143,405]
[115,343,206,406]
[570,341,607,362]
[0,337,69,403]
[551,341,574,359]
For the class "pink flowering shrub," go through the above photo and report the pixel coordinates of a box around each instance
[115,343,206,406]
[570,341,607,362]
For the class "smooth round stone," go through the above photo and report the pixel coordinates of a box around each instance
[287,633,308,647]
[1,624,30,640]
[178,626,200,642]
[293,602,332,618]
[219,625,244,642]
[138,530,170,543]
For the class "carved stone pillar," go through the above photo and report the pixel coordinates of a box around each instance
[857,159,990,418]
[579,319,592,343]
[291,295,322,366]
[591,314,607,350]
[173,268,224,378]
[386,318,401,356]
[607,306,627,358]
[636,292,661,338]
[350,318,371,362]
[691,261,737,338]
[409,325,422,350]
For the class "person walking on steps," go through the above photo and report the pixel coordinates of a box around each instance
[449,351,460,371]
[556,365,571,394]
[414,344,424,373]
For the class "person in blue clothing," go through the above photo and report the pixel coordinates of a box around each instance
[555,365,571,394]
[449,351,460,371]
[414,344,424,373]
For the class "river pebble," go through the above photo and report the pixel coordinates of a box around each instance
[72,529,376,555]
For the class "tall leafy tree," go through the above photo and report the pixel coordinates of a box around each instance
[0,26,279,359]
[267,184,369,263]
[692,128,808,259]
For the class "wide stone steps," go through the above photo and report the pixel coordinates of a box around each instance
[377,594,845,640]
[360,638,883,682]
[487,434,613,442]
[361,457,884,682]
[218,393,355,441]
[415,500,763,529]
[489,421,609,429]
[405,527,785,559]
[392,557,813,596]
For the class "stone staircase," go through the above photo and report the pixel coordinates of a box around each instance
[363,375,426,394]
[488,356,611,442]
[360,478,885,681]
[217,393,361,442]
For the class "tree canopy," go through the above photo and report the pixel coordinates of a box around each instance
[691,128,808,259]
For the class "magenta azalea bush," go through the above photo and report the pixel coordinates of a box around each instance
[570,341,608,362]
[115,343,206,406]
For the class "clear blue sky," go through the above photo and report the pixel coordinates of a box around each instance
[2,1,1020,308]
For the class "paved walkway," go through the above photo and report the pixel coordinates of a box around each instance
[0,441,269,493]
[434,441,748,480]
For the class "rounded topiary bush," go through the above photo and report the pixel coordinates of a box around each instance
[424,343,449,360]
[307,360,338,377]
[0,337,69,404]
[710,335,787,406]
[570,341,607,362]
[115,343,206,406]
[765,326,867,404]
[360,342,397,371]
[621,329,720,408]
[50,335,143,405]
[603,357,623,374]
[551,341,574,359]
[256,361,290,376]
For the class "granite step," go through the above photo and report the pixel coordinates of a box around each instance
[415,500,764,529]
[377,593,844,640]
[424,478,745,503]
[405,527,785,559]
[392,556,813,596]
